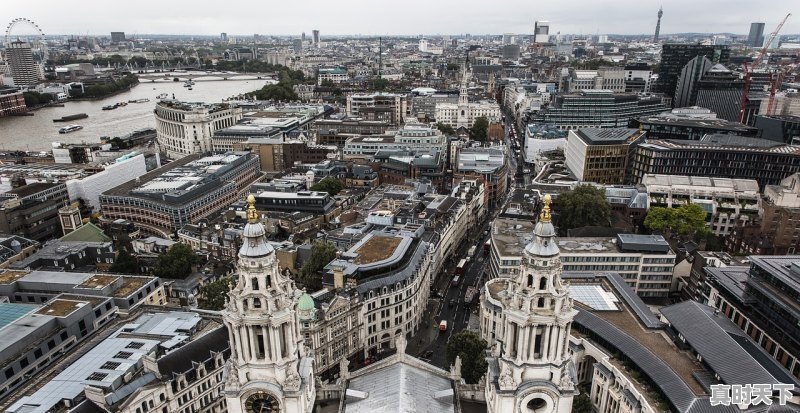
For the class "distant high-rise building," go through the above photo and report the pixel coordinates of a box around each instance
[674,56,714,108]
[301,32,306,42]
[655,44,730,101]
[534,21,550,43]
[653,7,663,43]
[110,32,126,43]
[220,32,228,41]
[748,22,766,47]
[502,44,521,60]
[6,40,39,87]
[502,33,516,44]
[293,39,303,53]
[312,29,320,47]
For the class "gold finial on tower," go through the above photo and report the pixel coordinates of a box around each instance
[246,194,258,223]
[539,194,552,223]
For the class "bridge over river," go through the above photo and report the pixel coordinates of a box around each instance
[136,71,277,82]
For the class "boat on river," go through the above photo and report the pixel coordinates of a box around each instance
[58,124,83,134]
[53,113,88,123]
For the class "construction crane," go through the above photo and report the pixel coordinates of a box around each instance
[738,13,791,123]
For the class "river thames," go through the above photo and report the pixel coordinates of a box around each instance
[0,77,272,151]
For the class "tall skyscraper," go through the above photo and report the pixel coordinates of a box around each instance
[534,21,550,43]
[653,7,663,42]
[674,55,713,108]
[301,31,306,42]
[223,196,316,413]
[312,29,320,47]
[110,32,126,43]
[220,32,228,41]
[6,40,39,87]
[748,22,766,47]
[655,44,730,102]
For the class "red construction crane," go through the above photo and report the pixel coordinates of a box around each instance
[738,13,792,123]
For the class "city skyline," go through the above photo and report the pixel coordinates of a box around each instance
[4,0,799,38]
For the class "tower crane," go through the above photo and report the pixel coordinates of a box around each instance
[738,13,791,123]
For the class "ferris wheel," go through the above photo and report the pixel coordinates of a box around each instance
[5,18,48,61]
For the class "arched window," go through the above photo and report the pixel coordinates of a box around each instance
[461,110,465,116]
[527,274,534,288]
[539,277,547,290]
[538,297,545,308]
[253,298,262,308]
[251,277,259,291]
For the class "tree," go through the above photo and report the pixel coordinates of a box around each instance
[470,116,489,141]
[436,122,456,136]
[198,277,233,310]
[572,392,592,413]
[310,177,344,196]
[109,248,139,274]
[556,185,611,231]
[644,204,710,240]
[319,79,335,88]
[373,78,390,91]
[446,63,460,71]
[300,241,338,291]
[446,330,488,384]
[153,244,201,279]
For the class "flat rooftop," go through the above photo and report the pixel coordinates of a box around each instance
[642,174,760,193]
[0,303,37,329]
[491,219,534,257]
[35,298,89,317]
[574,128,643,145]
[77,274,119,290]
[558,237,618,253]
[0,270,29,284]
[113,277,148,298]
[353,236,402,265]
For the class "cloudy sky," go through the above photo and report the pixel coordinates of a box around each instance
[5,0,799,37]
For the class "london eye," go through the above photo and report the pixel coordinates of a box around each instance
[4,18,48,62]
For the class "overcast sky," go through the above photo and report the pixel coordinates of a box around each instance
[5,0,799,37]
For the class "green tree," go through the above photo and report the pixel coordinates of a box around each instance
[198,277,233,310]
[469,116,489,141]
[446,330,488,384]
[310,177,344,196]
[446,63,460,71]
[319,79,335,88]
[556,185,611,231]
[128,56,148,68]
[153,244,201,279]
[109,54,126,66]
[373,78,390,91]
[300,241,339,291]
[436,122,456,136]
[109,248,139,274]
[644,204,710,240]
[572,392,592,413]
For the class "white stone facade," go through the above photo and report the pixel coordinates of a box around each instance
[155,101,242,160]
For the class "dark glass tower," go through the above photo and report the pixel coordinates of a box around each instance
[655,44,730,102]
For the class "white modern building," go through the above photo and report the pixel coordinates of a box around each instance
[346,93,408,125]
[558,234,677,298]
[641,174,761,236]
[342,122,447,160]
[65,153,150,212]
[154,101,243,159]
[317,67,349,85]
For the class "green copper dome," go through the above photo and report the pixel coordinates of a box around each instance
[298,293,315,311]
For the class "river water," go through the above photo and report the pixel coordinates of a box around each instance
[0,77,271,151]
